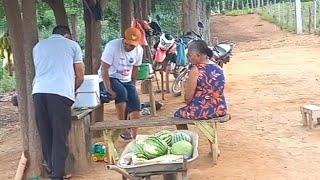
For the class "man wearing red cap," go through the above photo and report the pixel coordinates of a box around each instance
[98,27,143,140]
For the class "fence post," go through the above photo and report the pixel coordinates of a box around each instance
[313,0,317,32]
[278,2,281,26]
[287,2,291,27]
[295,0,303,34]
[222,1,225,12]
[308,6,312,33]
[232,0,235,10]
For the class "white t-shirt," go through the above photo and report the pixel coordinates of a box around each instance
[98,38,143,82]
[32,34,83,101]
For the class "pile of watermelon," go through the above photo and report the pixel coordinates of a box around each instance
[134,130,193,160]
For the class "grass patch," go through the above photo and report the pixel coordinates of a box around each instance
[225,8,255,16]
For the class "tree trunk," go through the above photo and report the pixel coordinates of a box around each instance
[3,0,41,178]
[181,0,198,33]
[141,0,150,20]
[181,0,210,43]
[45,0,69,26]
[83,0,107,74]
[70,14,77,41]
[21,0,41,177]
[120,0,133,36]
[133,0,143,19]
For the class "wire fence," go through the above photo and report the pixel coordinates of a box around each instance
[212,0,320,35]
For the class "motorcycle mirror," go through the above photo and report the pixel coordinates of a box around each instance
[197,22,204,28]
[155,15,161,22]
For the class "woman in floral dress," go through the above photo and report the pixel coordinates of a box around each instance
[174,40,227,126]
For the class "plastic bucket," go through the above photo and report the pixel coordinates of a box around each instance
[137,63,150,80]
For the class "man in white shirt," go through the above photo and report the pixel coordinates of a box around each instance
[32,25,84,180]
[99,27,143,140]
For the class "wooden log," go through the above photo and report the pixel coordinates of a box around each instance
[90,115,231,130]
[66,115,92,173]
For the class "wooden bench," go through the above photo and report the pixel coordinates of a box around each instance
[66,104,104,173]
[90,114,231,165]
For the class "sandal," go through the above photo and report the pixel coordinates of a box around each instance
[120,128,133,140]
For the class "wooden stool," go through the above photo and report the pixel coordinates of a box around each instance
[300,104,320,129]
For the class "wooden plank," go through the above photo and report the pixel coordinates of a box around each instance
[71,104,103,121]
[90,114,231,130]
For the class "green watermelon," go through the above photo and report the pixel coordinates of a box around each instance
[135,136,168,160]
[154,130,173,146]
[171,140,193,158]
[134,144,148,159]
[172,132,192,144]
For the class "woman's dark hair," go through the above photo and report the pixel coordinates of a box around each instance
[188,40,213,59]
[52,25,71,36]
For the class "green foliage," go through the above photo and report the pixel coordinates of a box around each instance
[102,0,120,44]
[0,59,15,93]
[0,1,7,34]
[154,0,182,36]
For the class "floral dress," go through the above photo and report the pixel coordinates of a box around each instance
[174,63,227,119]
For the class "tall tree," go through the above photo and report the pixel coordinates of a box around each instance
[120,0,133,36]
[83,0,107,74]
[181,0,198,34]
[3,0,41,178]
[181,0,211,43]
[44,0,69,26]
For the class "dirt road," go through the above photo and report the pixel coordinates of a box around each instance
[1,14,320,179]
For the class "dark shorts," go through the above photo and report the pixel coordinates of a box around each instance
[100,78,140,113]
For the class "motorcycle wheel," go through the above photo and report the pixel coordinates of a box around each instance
[171,68,188,97]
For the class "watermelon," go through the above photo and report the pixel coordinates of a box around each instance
[171,140,193,158]
[154,130,173,146]
[172,132,192,144]
[135,136,168,160]
[134,144,148,159]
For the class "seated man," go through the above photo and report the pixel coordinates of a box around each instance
[174,40,227,129]
[98,27,143,140]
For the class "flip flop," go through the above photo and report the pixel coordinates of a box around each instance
[120,128,133,140]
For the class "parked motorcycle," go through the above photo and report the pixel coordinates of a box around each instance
[152,33,176,71]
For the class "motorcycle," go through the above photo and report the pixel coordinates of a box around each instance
[171,36,235,96]
[152,33,176,72]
